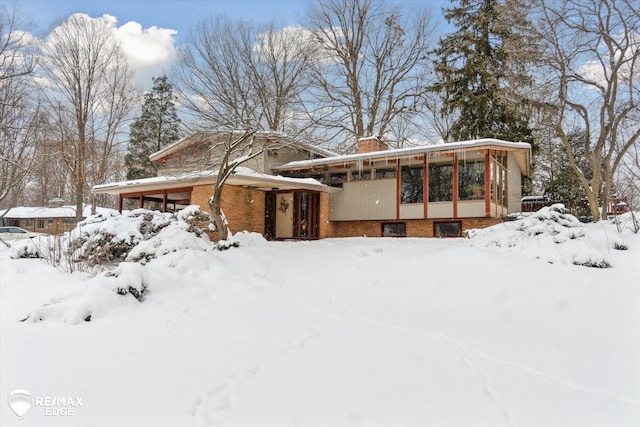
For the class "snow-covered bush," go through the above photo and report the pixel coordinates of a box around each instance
[466,204,629,268]
[7,239,41,259]
[67,206,215,268]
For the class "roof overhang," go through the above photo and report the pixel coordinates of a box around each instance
[92,169,341,196]
[273,138,532,177]
[148,131,338,162]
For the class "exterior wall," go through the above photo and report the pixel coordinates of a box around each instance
[9,218,76,234]
[155,134,323,176]
[327,217,501,238]
[330,179,395,221]
[156,134,268,175]
[264,146,317,172]
[507,153,522,213]
[428,202,454,218]
[318,192,334,239]
[458,201,486,217]
[399,203,423,219]
[191,184,265,235]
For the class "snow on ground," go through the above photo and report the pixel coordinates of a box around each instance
[1,208,639,426]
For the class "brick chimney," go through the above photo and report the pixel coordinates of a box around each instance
[48,198,65,208]
[357,136,388,154]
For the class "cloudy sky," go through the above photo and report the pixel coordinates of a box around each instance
[15,0,446,89]
[15,0,313,88]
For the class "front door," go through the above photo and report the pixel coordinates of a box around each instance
[293,191,319,239]
[275,192,294,239]
[265,191,320,240]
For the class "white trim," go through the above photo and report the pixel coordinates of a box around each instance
[273,138,531,172]
[91,168,341,195]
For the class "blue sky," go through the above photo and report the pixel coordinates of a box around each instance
[14,0,450,89]
[17,0,314,38]
[17,0,449,39]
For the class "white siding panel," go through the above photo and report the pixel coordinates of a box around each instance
[329,180,396,221]
[507,153,522,213]
[458,201,485,217]
[400,204,423,219]
[428,202,454,218]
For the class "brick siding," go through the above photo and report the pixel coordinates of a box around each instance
[328,217,501,238]
[191,184,265,235]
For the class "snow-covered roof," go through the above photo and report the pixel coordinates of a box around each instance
[273,138,532,175]
[92,167,341,195]
[0,205,117,219]
[148,131,338,162]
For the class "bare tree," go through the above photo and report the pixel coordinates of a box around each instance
[176,17,314,241]
[24,138,71,206]
[0,3,35,81]
[617,141,640,211]
[306,0,435,150]
[207,130,261,242]
[532,0,640,221]
[42,13,136,220]
[0,4,39,210]
[177,17,312,133]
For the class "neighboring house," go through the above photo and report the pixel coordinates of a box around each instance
[93,132,531,239]
[0,202,116,234]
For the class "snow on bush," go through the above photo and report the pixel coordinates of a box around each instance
[6,239,41,259]
[17,207,218,323]
[68,206,214,267]
[466,204,630,268]
[19,276,137,324]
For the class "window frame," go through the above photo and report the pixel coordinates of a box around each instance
[400,165,424,204]
[381,222,406,237]
[433,221,462,238]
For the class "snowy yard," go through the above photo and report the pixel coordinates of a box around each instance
[1,208,639,426]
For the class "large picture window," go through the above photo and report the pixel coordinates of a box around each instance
[428,164,453,202]
[401,166,423,203]
[458,160,485,200]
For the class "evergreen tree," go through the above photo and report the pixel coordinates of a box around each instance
[542,129,593,217]
[125,76,181,179]
[432,0,534,144]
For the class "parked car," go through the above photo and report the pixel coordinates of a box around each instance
[0,226,37,240]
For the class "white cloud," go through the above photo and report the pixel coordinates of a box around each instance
[576,30,640,92]
[111,18,178,90]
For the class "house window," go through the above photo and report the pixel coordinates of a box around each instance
[375,168,396,179]
[351,169,371,181]
[382,222,406,237]
[329,172,347,188]
[25,219,33,227]
[401,166,423,203]
[63,218,75,224]
[458,160,485,200]
[434,221,462,237]
[428,163,453,202]
[48,218,54,224]
[37,219,45,229]
[309,173,327,184]
[491,155,508,208]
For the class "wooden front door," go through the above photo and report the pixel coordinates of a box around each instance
[293,191,319,239]
[265,191,320,240]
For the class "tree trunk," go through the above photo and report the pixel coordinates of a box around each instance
[208,192,228,241]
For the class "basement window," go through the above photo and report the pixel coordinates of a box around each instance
[382,222,406,237]
[434,221,462,238]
